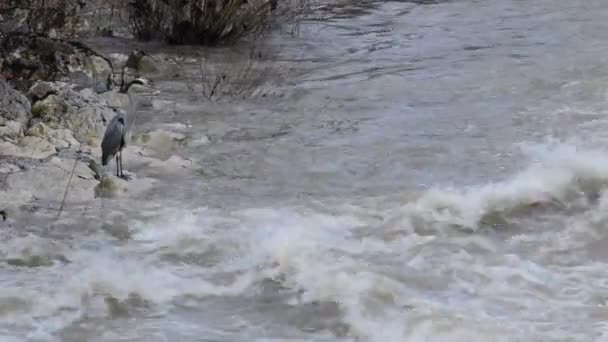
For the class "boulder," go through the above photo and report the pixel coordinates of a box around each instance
[34,86,118,141]
[0,120,23,140]
[0,32,114,93]
[1,234,68,268]
[132,129,187,154]
[27,122,79,150]
[95,173,157,199]
[0,157,98,208]
[27,81,58,103]
[0,136,57,159]
[148,154,194,171]
[0,77,31,140]
[66,71,109,93]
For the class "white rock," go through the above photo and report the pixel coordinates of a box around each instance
[28,81,58,102]
[0,120,23,139]
[49,129,80,150]
[35,86,116,141]
[0,136,57,159]
[108,53,129,69]
[27,122,80,150]
[1,157,97,207]
[88,55,111,78]
[0,162,19,173]
[26,121,52,137]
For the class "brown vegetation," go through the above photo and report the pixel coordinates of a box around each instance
[1,0,278,45]
[127,0,275,45]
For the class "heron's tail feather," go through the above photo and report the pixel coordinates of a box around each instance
[101,152,111,166]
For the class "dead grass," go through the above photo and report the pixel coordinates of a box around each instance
[127,0,274,45]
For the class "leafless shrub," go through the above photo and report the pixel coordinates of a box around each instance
[197,33,275,101]
[127,0,274,45]
[189,0,312,101]
[126,0,166,41]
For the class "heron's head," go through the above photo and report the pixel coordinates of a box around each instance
[131,77,152,87]
[122,77,154,93]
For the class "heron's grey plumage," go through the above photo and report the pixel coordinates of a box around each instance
[100,77,152,179]
[101,113,125,166]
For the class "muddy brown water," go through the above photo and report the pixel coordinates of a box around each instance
[4,1,608,341]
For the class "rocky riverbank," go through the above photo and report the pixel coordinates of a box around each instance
[0,32,202,218]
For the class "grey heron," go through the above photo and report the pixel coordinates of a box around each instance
[101,77,151,180]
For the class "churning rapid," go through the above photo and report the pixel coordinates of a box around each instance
[4,0,608,341]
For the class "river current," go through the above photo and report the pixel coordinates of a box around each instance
[4,0,608,341]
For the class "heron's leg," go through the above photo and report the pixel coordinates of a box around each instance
[118,150,131,181]
[115,154,120,177]
[119,150,123,176]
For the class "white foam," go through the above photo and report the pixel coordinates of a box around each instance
[0,229,255,339]
[7,143,608,341]
[397,142,608,231]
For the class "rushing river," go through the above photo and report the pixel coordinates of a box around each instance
[5,0,608,341]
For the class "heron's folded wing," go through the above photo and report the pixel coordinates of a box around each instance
[101,116,125,154]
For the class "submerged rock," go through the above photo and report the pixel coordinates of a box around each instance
[6,256,53,268]
[147,155,195,172]
[132,129,187,154]
[94,176,117,198]
[95,171,156,199]
[2,234,69,268]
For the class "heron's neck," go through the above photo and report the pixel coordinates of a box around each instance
[127,87,138,119]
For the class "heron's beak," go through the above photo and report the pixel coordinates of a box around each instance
[146,80,160,92]
[140,50,161,63]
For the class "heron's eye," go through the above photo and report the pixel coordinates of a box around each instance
[118,117,125,125]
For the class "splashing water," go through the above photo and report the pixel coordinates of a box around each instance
[5,0,608,341]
